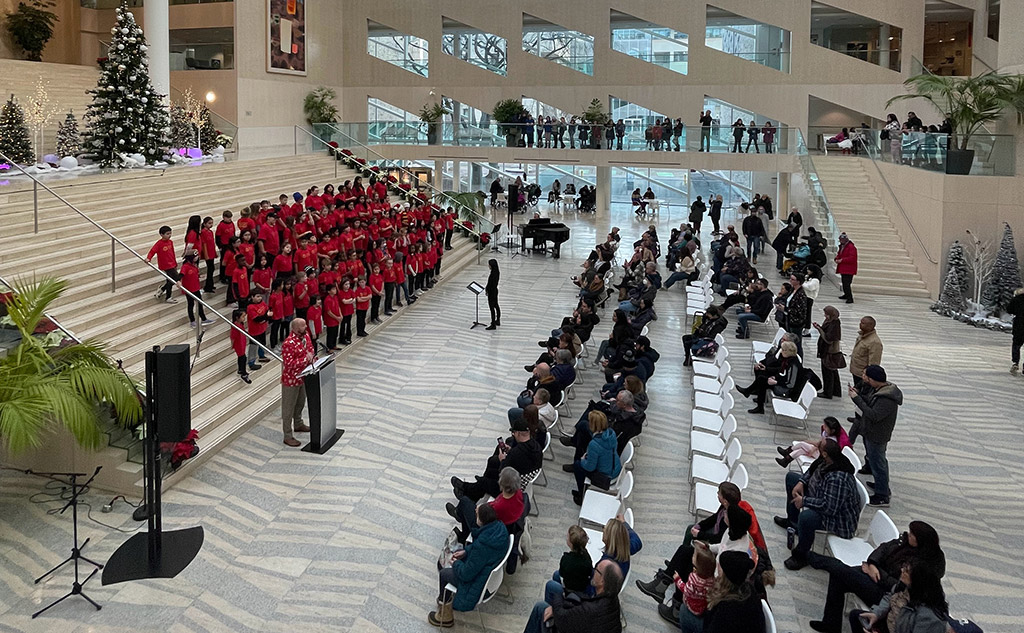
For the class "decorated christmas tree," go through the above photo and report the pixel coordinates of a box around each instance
[982,223,1023,313]
[83,2,169,166]
[55,110,81,157]
[169,104,191,149]
[931,240,969,315]
[0,95,34,165]
[199,105,217,152]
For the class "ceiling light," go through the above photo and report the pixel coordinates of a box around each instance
[949,37,955,41]
[888,36,895,40]
[205,91,216,103]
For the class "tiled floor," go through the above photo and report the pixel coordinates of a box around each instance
[1,201,1022,633]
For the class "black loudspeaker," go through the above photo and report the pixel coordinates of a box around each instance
[154,345,191,443]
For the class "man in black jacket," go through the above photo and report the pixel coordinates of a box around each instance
[735,280,774,338]
[452,417,542,502]
[741,206,766,263]
[689,196,707,235]
[521,559,623,633]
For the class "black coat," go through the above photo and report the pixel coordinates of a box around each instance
[747,289,775,320]
[550,591,622,633]
[702,589,765,633]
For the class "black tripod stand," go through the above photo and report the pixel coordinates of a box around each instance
[32,466,104,618]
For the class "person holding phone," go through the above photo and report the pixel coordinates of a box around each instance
[450,417,541,502]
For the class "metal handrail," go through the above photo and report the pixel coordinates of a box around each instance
[292,126,340,180]
[0,150,282,363]
[0,271,83,345]
[855,139,938,264]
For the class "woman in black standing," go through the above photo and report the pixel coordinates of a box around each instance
[485,258,500,330]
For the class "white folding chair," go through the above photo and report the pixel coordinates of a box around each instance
[685,291,713,327]
[690,414,737,458]
[694,361,731,394]
[538,434,553,480]
[566,376,578,400]
[574,356,585,385]
[813,477,870,554]
[556,390,572,417]
[578,471,634,528]
[693,341,729,376]
[751,327,786,373]
[585,441,634,493]
[692,392,734,433]
[522,468,542,515]
[842,445,863,472]
[693,463,747,517]
[827,510,898,566]
[762,599,777,633]
[691,436,742,485]
[770,382,816,442]
[695,376,735,413]
[640,325,649,337]
[445,534,515,605]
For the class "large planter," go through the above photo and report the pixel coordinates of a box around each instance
[945,148,975,175]
[426,123,440,146]
[505,133,516,147]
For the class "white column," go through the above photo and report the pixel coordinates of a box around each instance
[776,172,790,224]
[145,0,170,101]
[596,166,611,217]
[878,25,891,70]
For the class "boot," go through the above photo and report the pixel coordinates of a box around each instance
[777,446,793,457]
[658,598,681,625]
[635,570,671,601]
[427,600,454,628]
[775,456,793,468]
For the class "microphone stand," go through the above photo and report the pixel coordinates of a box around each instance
[31,466,104,617]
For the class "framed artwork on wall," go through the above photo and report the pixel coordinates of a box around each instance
[267,0,307,75]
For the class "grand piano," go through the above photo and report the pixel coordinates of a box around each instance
[518,217,570,259]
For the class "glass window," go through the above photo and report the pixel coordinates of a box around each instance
[610,10,689,75]
[442,18,507,76]
[809,2,901,72]
[169,26,233,70]
[987,0,1000,40]
[522,13,594,75]
[367,19,429,77]
[705,5,790,72]
[367,97,421,144]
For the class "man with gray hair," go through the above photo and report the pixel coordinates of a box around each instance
[552,348,576,388]
[280,318,313,447]
[522,558,624,633]
[447,466,525,543]
[610,390,643,454]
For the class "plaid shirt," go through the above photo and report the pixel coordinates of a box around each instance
[801,470,860,538]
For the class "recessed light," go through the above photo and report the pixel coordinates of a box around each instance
[888,36,895,40]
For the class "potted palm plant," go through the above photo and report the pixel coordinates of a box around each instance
[419,102,450,146]
[886,72,1017,175]
[304,86,339,144]
[493,98,529,147]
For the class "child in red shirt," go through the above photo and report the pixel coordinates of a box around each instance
[246,291,271,368]
[381,258,397,315]
[282,277,296,326]
[237,207,256,235]
[199,216,218,292]
[323,284,342,350]
[238,229,256,268]
[305,295,323,344]
[273,242,294,280]
[176,253,211,327]
[230,309,252,384]
[231,254,250,307]
[293,270,310,320]
[355,277,372,337]
[268,280,286,349]
[368,263,385,323]
[223,237,240,304]
[674,541,716,630]
[339,279,355,345]
[147,225,179,303]
[216,210,236,284]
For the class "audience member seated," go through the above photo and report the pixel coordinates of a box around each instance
[561,391,645,463]
[522,559,624,633]
[545,514,642,605]
[773,439,861,570]
[551,349,577,388]
[528,332,578,372]
[633,335,660,379]
[807,520,945,633]
[602,346,647,386]
[682,305,728,366]
[446,466,524,543]
[846,564,949,633]
[568,411,621,505]
[663,250,699,289]
[574,260,606,303]
[736,340,801,414]
[517,363,563,408]
[776,416,851,468]
[508,390,556,431]
[428,503,510,627]
[450,416,542,502]
[701,551,766,633]
[628,299,656,335]
[555,300,600,344]
[596,309,634,363]
[623,375,648,412]
[733,279,775,339]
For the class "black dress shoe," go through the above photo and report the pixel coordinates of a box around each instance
[571,490,582,506]
[866,481,875,489]
[562,463,574,472]
[784,555,808,570]
[450,476,465,498]
[524,364,536,372]
[747,407,765,414]
[485,324,496,330]
[773,515,791,529]
[809,621,837,633]
[445,502,458,520]
[538,340,549,347]
[559,436,574,447]
[858,464,873,475]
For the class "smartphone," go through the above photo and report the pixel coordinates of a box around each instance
[859,614,873,630]
[497,437,508,451]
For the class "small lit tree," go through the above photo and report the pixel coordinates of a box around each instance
[982,223,1023,314]
[23,77,56,159]
[0,94,34,165]
[931,240,969,315]
[55,110,81,158]
[964,229,995,309]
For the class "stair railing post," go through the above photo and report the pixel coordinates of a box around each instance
[111,237,116,292]
[33,179,39,234]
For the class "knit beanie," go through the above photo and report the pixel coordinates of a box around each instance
[719,551,754,586]
[865,365,886,382]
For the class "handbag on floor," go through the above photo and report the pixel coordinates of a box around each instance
[437,526,463,568]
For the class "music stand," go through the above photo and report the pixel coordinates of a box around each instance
[466,281,487,329]
[32,467,104,618]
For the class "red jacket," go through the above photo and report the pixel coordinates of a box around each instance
[835,240,858,276]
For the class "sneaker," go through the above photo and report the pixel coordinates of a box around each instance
[868,495,890,507]
[561,463,574,472]
[258,357,271,363]
[164,298,178,304]
[189,321,196,328]
[238,374,252,384]
[201,319,214,325]
[1012,363,1020,375]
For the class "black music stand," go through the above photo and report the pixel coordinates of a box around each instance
[32,467,104,618]
[466,281,487,329]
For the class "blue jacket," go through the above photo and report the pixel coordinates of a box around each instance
[580,429,622,480]
[451,520,509,611]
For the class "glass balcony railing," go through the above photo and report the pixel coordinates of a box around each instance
[616,52,688,74]
[806,126,1016,176]
[525,53,594,75]
[81,0,232,7]
[326,120,804,155]
[710,49,790,72]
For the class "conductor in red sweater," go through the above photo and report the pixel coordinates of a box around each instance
[281,318,314,447]
[835,232,858,304]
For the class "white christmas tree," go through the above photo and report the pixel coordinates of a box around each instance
[83,1,169,166]
[56,110,81,158]
[24,77,56,161]
[931,240,969,315]
[982,223,1023,314]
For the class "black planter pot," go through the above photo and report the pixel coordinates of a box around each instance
[505,133,516,147]
[426,123,439,146]
[945,148,975,175]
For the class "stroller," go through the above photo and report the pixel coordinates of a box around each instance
[781,243,827,275]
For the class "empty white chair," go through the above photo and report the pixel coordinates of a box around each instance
[695,376,735,413]
[691,436,741,485]
[583,506,634,566]
[522,468,543,515]
[578,471,634,528]
[692,392,734,433]
[762,599,777,633]
[842,445,863,472]
[693,463,747,517]
[690,414,737,458]
[574,356,585,385]
[770,382,816,441]
[827,510,898,567]
[445,534,515,606]
[694,361,731,394]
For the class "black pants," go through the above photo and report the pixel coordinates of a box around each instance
[236,354,247,375]
[296,307,308,321]
[487,289,500,325]
[841,274,854,300]
[356,309,367,336]
[815,556,886,632]
[732,137,743,152]
[160,267,179,300]
[370,295,381,321]
[341,314,352,343]
[821,361,842,397]
[741,375,773,406]
[746,137,760,153]
[185,292,207,322]
[710,213,721,233]
[326,324,339,349]
[269,319,285,348]
[1013,327,1024,364]
[218,248,229,283]
[384,282,395,313]
[665,526,723,601]
[805,298,814,330]
[204,259,216,292]
[444,228,453,249]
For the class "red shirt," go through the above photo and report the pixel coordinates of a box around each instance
[258,223,281,256]
[394,261,406,284]
[348,260,365,280]
[307,277,319,299]
[230,322,248,356]
[319,270,338,291]
[184,230,200,257]
[323,294,341,326]
[237,217,255,235]
[247,302,269,336]
[200,228,217,260]
[238,242,256,267]
[180,262,201,293]
[382,264,396,283]
[295,245,318,272]
[294,281,311,309]
[216,220,236,248]
[280,332,313,388]
[232,267,250,299]
[490,489,525,525]
[268,292,285,321]
[282,293,294,318]
[273,253,294,276]
[148,239,177,271]
[368,273,384,294]
[306,305,323,336]
[355,286,372,311]
[339,289,356,316]
[252,268,273,294]
[224,251,238,277]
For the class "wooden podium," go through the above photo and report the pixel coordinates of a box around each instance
[300,355,344,454]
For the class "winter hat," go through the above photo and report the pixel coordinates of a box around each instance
[509,416,529,433]
[507,407,524,427]
[864,365,886,382]
[293,192,303,201]
[719,551,754,586]
[620,349,637,369]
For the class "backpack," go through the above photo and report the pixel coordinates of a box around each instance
[691,338,719,358]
